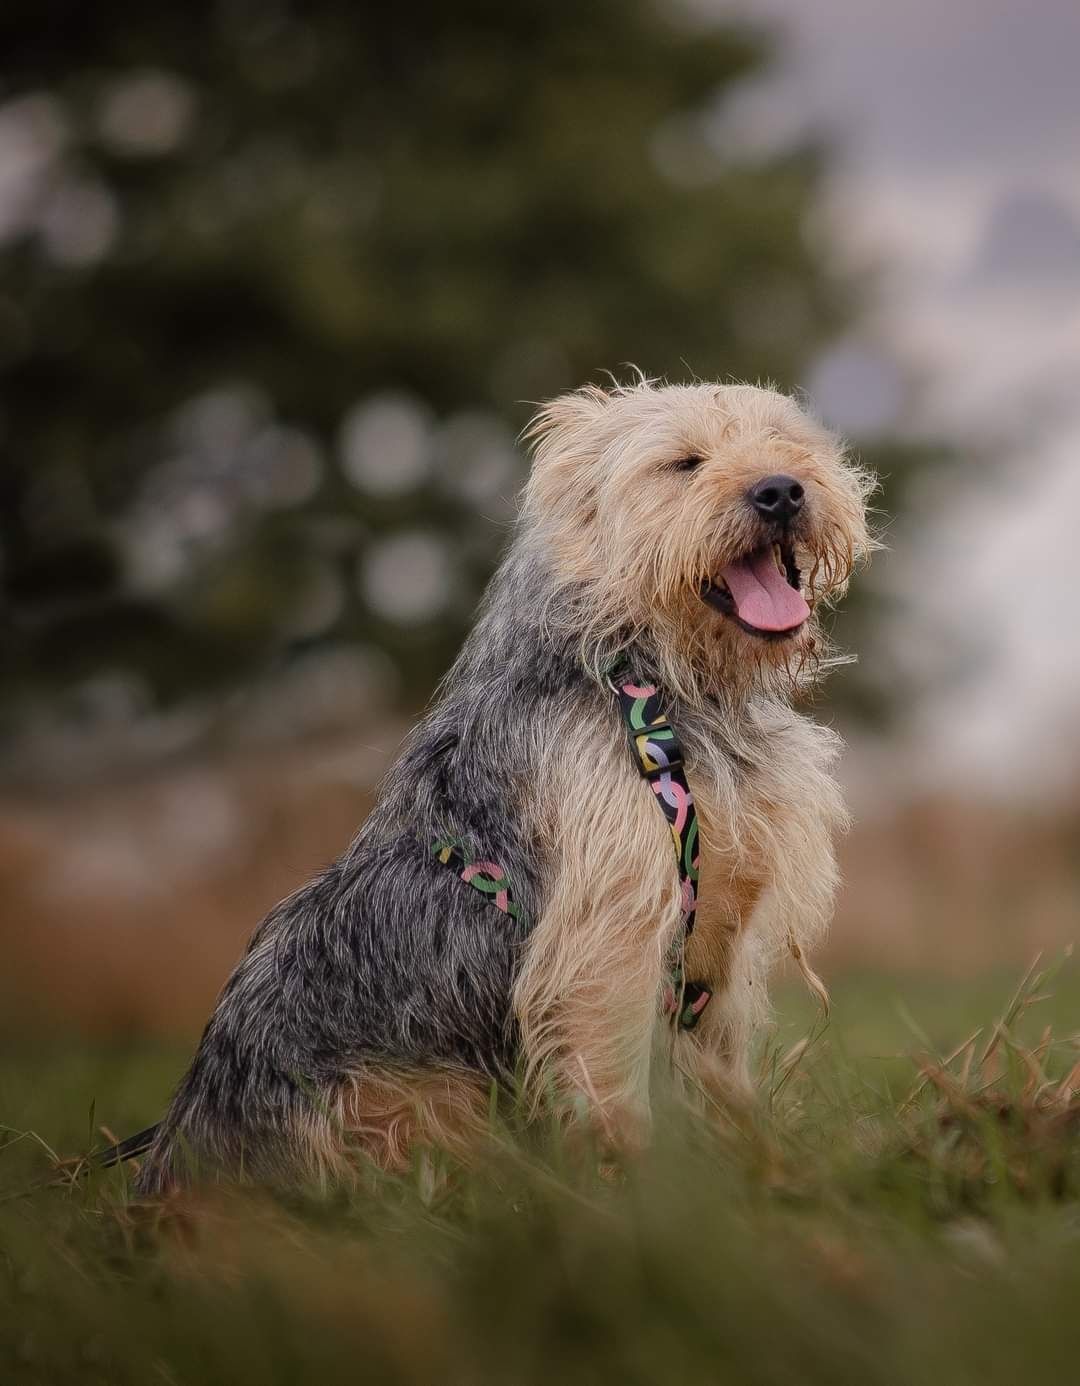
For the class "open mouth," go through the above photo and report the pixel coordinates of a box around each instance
[701,540,810,639]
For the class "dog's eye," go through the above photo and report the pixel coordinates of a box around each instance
[671,454,703,473]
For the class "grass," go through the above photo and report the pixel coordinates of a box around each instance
[3,956,1080,1385]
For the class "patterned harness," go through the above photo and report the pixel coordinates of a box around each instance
[432,667,712,1031]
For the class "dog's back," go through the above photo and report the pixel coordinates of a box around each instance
[138,556,590,1191]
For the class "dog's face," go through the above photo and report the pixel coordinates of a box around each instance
[525,380,873,675]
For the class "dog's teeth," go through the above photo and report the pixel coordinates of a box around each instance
[773,543,785,575]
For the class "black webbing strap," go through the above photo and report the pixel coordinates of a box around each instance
[608,666,711,1031]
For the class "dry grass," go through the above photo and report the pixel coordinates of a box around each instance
[3,726,1080,1381]
[4,958,1080,1384]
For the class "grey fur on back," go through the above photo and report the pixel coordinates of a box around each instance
[137,541,611,1191]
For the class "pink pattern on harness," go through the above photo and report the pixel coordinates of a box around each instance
[462,861,510,912]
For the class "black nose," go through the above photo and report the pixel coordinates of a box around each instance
[748,474,805,523]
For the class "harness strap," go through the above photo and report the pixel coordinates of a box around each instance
[608,669,712,1031]
[432,837,528,924]
[430,669,712,1033]
[608,676,699,926]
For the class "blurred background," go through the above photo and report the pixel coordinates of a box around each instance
[1,0,1078,1042]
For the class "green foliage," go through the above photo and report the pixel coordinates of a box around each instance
[3,964,1080,1384]
[1,1,953,763]
[0,1,863,738]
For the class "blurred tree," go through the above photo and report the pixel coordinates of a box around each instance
[0,0,916,764]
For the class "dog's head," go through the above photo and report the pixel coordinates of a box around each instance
[523,379,873,690]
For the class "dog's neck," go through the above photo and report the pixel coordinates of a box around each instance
[577,614,830,736]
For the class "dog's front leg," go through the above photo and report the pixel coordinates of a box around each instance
[513,899,676,1150]
[672,924,765,1105]
[513,748,683,1149]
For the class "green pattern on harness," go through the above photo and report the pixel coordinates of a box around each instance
[432,836,527,925]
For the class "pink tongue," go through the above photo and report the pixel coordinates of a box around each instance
[719,548,810,632]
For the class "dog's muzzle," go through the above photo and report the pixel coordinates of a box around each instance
[701,495,810,639]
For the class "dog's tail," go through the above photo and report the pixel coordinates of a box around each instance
[93,1122,161,1170]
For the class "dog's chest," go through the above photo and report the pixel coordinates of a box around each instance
[692,781,770,920]
[683,747,808,980]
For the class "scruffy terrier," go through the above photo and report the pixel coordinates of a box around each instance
[136,378,872,1192]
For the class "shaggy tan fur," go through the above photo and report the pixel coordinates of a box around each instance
[325,1066,493,1179]
[512,378,872,1138]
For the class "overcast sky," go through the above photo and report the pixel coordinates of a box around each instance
[707,0,1080,797]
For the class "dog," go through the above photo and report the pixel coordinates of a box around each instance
[136,377,872,1193]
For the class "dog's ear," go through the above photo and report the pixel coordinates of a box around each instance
[520,387,612,558]
[523,385,611,470]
